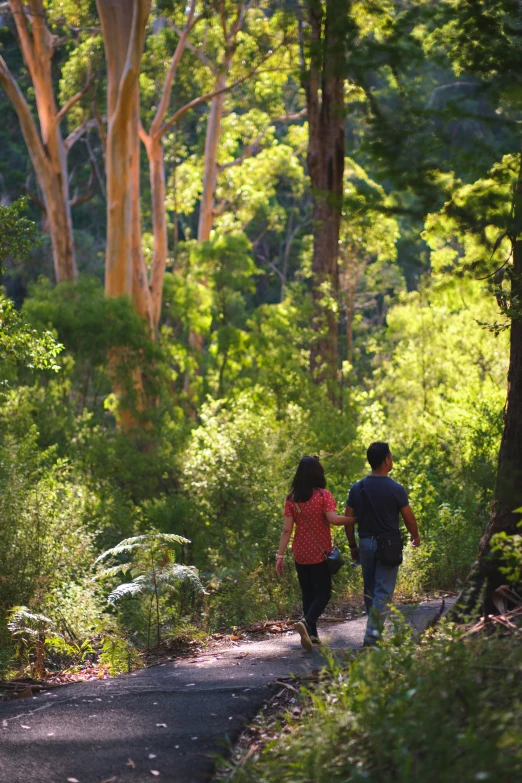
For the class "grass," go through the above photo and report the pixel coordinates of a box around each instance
[228,615,522,783]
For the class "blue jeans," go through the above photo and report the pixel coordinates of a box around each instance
[359,537,399,645]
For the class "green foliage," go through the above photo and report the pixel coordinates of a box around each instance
[96,531,203,647]
[0,423,96,615]
[99,635,142,675]
[235,622,522,782]
[359,278,507,592]
[0,292,62,372]
[0,199,38,264]
[491,514,522,586]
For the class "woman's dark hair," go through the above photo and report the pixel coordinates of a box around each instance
[289,456,326,503]
[367,441,390,469]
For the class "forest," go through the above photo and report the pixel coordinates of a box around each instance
[0,0,521,781]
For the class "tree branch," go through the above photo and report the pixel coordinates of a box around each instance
[83,136,106,202]
[218,129,268,172]
[272,108,307,122]
[217,108,306,172]
[166,18,216,74]
[150,0,198,138]
[161,40,288,137]
[64,116,103,153]
[9,0,36,75]
[56,72,95,122]
[0,54,45,170]
[70,163,95,207]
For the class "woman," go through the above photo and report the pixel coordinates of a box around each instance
[275,456,354,651]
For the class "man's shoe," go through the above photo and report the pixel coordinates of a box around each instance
[294,620,313,652]
[310,635,321,646]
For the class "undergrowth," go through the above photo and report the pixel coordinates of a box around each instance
[230,618,522,783]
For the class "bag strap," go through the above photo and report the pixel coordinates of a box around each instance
[292,490,328,561]
[360,478,384,536]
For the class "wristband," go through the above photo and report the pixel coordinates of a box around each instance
[276,554,284,559]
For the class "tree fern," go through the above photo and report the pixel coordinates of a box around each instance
[95,531,202,647]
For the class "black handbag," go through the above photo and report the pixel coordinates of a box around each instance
[360,479,403,567]
[292,492,345,575]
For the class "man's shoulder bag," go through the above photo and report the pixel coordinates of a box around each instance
[360,479,403,567]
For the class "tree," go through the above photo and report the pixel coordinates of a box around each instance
[0,0,90,281]
[96,0,150,316]
[423,0,522,613]
[94,0,152,423]
[0,200,62,370]
[95,531,203,647]
[298,0,351,390]
[339,159,399,366]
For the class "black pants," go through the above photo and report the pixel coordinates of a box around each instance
[295,560,332,638]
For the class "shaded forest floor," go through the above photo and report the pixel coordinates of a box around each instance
[0,601,448,783]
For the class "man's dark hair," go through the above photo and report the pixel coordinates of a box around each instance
[367,442,390,469]
[289,456,326,502]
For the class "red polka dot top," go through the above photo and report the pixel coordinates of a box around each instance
[284,488,337,565]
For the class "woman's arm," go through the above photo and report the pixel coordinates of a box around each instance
[275,515,294,575]
[325,511,356,526]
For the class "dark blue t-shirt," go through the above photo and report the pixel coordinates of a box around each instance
[347,475,409,538]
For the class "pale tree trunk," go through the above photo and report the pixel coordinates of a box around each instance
[0,0,77,281]
[145,132,168,328]
[130,87,154,330]
[97,0,150,302]
[140,0,197,331]
[140,0,247,333]
[198,72,228,242]
[96,0,151,425]
[302,0,346,392]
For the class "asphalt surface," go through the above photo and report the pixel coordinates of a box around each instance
[0,600,450,783]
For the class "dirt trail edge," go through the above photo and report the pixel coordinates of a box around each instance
[0,600,450,783]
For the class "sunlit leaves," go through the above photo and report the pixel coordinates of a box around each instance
[0,294,63,371]
[424,154,519,277]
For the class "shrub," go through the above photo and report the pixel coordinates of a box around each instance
[235,622,522,782]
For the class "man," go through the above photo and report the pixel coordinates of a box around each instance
[345,442,420,647]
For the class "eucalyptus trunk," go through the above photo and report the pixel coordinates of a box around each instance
[198,72,228,242]
[96,0,151,425]
[0,0,76,282]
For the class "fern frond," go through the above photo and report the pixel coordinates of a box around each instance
[154,533,191,546]
[95,563,135,580]
[8,606,53,633]
[107,576,151,604]
[94,536,148,564]
[156,564,205,592]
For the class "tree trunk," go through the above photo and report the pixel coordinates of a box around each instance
[0,0,77,282]
[130,87,154,329]
[96,0,151,425]
[146,133,168,329]
[197,72,228,242]
[304,0,345,390]
[97,0,150,299]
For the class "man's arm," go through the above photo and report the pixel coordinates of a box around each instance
[344,504,359,560]
[400,505,420,547]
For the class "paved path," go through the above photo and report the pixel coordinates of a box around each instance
[0,600,449,783]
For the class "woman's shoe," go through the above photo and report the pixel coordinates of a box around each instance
[294,619,313,651]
